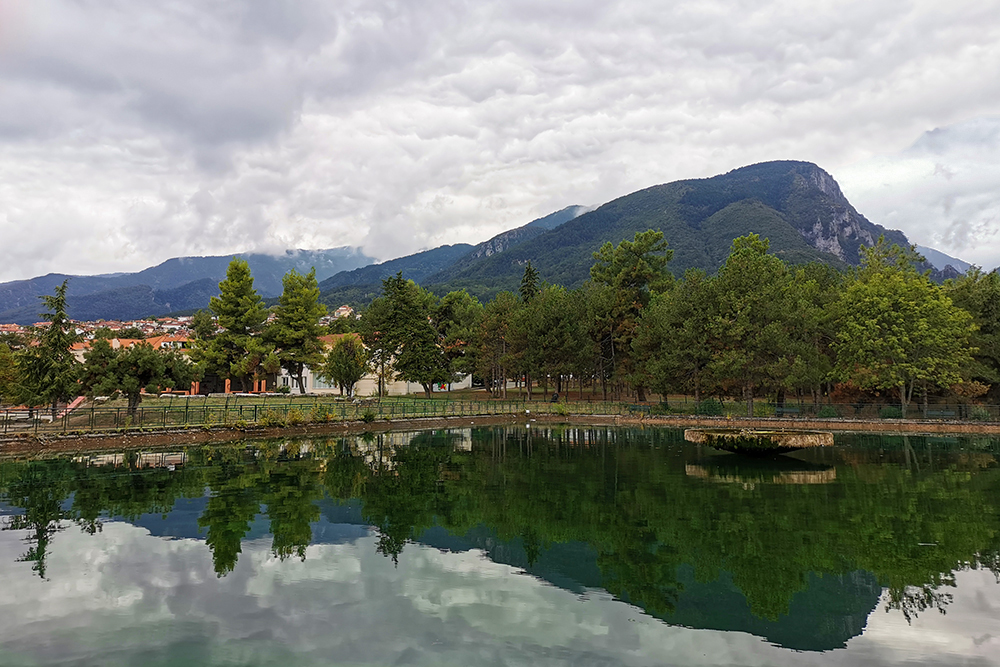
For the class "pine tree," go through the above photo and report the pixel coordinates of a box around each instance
[193,259,275,392]
[266,268,327,393]
[519,262,540,303]
[16,281,80,417]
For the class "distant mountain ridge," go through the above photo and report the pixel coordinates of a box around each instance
[1,162,974,323]
[316,206,591,308]
[915,245,972,273]
[0,248,372,324]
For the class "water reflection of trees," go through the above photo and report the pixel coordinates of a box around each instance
[0,427,998,628]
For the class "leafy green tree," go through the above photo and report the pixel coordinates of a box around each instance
[434,290,483,378]
[783,263,842,406]
[946,267,1000,398]
[190,309,217,340]
[92,326,144,340]
[0,343,19,406]
[476,291,519,398]
[512,285,586,398]
[583,282,617,400]
[634,269,717,403]
[0,331,27,350]
[327,315,360,334]
[834,240,976,415]
[361,273,450,397]
[266,268,327,394]
[79,340,197,418]
[15,281,80,417]
[590,230,673,400]
[708,235,794,416]
[194,259,275,392]
[319,335,369,396]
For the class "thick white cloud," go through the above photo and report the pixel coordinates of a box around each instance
[838,117,1000,270]
[1,0,999,281]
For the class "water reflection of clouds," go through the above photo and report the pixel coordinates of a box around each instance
[0,523,998,666]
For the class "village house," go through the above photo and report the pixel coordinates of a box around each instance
[276,333,472,396]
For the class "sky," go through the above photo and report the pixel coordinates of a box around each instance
[1,0,1000,283]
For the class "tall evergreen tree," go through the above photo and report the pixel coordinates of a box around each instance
[634,269,717,404]
[434,290,483,378]
[708,235,793,417]
[266,268,327,394]
[16,281,79,417]
[194,259,276,392]
[361,273,451,398]
[476,291,519,398]
[0,343,19,406]
[589,230,673,401]
[519,262,540,303]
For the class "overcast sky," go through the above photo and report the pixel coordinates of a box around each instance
[1,0,999,283]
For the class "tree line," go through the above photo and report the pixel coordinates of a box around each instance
[1,230,996,414]
[339,229,991,415]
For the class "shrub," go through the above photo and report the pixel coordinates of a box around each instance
[695,399,724,416]
[310,405,333,423]
[286,408,305,426]
[258,410,286,427]
[879,406,903,419]
[969,406,992,422]
[753,403,775,418]
[361,409,377,423]
[276,385,291,394]
[817,405,839,419]
[554,403,570,417]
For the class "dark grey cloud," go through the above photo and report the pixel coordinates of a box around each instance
[1,0,1000,280]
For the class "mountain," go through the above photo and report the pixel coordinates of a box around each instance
[318,244,474,292]
[318,207,589,308]
[424,161,916,298]
[0,247,373,324]
[915,245,971,274]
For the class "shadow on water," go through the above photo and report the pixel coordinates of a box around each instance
[1,426,999,651]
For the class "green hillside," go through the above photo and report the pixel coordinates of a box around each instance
[423,161,891,299]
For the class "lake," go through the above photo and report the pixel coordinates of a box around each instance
[1,426,998,666]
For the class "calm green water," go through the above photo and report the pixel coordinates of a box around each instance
[1,426,999,666]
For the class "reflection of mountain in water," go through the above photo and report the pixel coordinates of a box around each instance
[416,526,881,651]
[122,500,882,652]
[2,427,998,653]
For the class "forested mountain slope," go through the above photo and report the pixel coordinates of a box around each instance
[318,206,588,308]
[424,161,910,298]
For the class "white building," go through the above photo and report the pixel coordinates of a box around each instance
[276,333,472,396]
